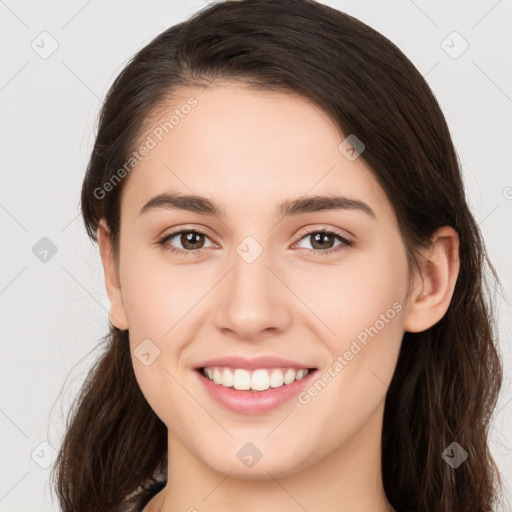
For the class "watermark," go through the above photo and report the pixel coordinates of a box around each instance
[441,442,468,468]
[237,441,263,468]
[298,301,403,405]
[236,235,264,264]
[440,31,469,60]
[31,440,58,469]
[93,97,198,200]
[338,134,365,161]
[503,186,512,200]
[31,31,59,59]
[32,236,58,263]
[133,338,161,366]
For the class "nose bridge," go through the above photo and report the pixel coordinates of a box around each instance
[230,232,277,304]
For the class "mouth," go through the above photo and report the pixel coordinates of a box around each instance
[194,366,318,415]
[195,366,318,392]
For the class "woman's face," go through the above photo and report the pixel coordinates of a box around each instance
[103,81,417,478]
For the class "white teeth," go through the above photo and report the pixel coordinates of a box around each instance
[233,369,251,390]
[269,369,284,388]
[212,368,221,384]
[283,368,296,385]
[202,366,311,391]
[222,368,234,387]
[296,369,306,380]
[251,369,270,391]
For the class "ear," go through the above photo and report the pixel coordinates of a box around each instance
[403,226,460,333]
[97,219,129,331]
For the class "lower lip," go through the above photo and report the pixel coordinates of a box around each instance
[195,368,317,415]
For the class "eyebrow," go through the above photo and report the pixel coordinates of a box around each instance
[138,192,376,220]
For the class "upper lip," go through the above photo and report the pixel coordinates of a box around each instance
[194,355,317,371]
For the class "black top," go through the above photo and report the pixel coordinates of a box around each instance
[113,463,167,512]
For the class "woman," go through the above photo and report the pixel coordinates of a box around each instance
[51,0,506,511]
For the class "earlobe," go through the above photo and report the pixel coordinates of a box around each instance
[97,219,129,331]
[403,226,460,333]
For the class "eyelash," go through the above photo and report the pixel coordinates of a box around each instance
[156,227,354,258]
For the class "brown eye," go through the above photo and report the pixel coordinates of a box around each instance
[308,232,337,250]
[178,231,206,250]
[293,228,354,257]
[158,229,215,256]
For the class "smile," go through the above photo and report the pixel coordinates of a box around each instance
[196,366,318,415]
[201,366,311,391]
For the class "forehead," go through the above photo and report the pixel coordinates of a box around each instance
[120,82,392,224]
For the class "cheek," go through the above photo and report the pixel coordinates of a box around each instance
[119,244,181,338]
[119,245,201,423]
[293,244,408,450]
[341,256,406,341]
[291,237,409,352]
[332,239,408,386]
[131,358,190,432]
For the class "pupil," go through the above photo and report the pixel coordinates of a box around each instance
[183,232,204,249]
[312,233,333,250]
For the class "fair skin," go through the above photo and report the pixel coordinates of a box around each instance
[97,81,460,512]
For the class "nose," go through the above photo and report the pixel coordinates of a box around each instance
[212,241,292,341]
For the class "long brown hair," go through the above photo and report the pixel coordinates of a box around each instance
[51,1,507,510]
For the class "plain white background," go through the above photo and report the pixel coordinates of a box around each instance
[1,1,511,510]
